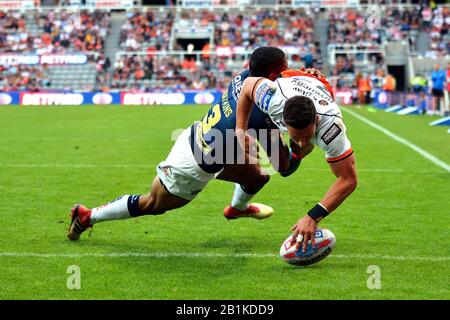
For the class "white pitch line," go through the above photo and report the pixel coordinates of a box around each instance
[342,107,450,173]
[0,163,442,174]
[0,252,448,262]
[0,164,151,169]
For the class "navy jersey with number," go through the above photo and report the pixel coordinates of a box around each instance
[190,70,276,173]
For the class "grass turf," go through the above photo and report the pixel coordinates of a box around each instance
[0,105,448,299]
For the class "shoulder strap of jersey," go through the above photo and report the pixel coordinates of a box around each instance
[280,69,335,99]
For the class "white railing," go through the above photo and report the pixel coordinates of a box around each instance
[327,44,384,66]
[114,50,309,67]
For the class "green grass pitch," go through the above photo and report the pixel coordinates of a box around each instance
[0,104,448,299]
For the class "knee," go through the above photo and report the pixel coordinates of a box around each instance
[139,194,166,216]
[253,173,270,190]
[243,174,270,194]
[260,174,270,186]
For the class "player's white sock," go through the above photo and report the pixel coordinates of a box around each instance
[90,195,140,224]
[231,184,254,211]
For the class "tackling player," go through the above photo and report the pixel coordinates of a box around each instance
[67,47,316,240]
[235,70,358,253]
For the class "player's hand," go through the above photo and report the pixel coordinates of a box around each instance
[300,66,326,79]
[290,215,317,253]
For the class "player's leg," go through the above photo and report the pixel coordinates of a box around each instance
[67,126,205,240]
[139,175,190,214]
[67,175,190,240]
[90,175,190,222]
[216,162,273,220]
[215,130,291,220]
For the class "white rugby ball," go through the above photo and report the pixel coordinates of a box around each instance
[280,228,336,266]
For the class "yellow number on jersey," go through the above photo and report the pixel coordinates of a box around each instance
[201,104,221,134]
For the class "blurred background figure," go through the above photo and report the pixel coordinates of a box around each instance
[382,74,397,92]
[357,74,372,105]
[445,62,450,116]
[430,64,447,115]
[411,74,429,114]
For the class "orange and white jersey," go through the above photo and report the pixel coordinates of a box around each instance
[253,75,353,163]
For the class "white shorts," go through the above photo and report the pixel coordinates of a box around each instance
[156,127,222,200]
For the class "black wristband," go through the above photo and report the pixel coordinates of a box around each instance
[307,204,329,222]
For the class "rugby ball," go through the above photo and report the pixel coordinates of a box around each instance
[280,228,336,266]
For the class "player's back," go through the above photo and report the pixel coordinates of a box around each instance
[253,75,352,162]
[257,75,340,130]
[190,70,274,173]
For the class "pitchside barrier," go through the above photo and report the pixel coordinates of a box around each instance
[373,89,441,114]
[372,89,450,128]
[0,91,223,106]
[0,90,359,106]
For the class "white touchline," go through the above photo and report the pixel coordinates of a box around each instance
[0,252,448,262]
[342,107,450,173]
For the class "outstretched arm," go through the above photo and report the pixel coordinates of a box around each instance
[320,154,357,212]
[290,154,357,252]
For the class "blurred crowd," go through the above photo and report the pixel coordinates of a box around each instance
[179,8,321,67]
[0,4,448,96]
[0,10,110,54]
[110,54,232,91]
[1,9,110,91]
[112,7,321,90]
[328,5,449,57]
[120,10,173,52]
[0,64,50,91]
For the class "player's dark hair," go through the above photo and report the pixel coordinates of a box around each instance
[283,96,317,129]
[249,47,286,78]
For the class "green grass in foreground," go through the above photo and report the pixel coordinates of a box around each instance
[0,105,448,299]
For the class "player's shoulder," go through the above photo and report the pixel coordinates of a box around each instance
[315,99,342,115]
[315,98,348,141]
[276,75,324,86]
[253,78,278,108]
[230,69,251,99]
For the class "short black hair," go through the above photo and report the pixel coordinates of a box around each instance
[283,96,317,129]
[249,47,286,78]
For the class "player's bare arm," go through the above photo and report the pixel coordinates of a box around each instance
[321,153,357,212]
[235,76,265,162]
[291,153,357,252]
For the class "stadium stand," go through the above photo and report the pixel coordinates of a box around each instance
[0,0,449,113]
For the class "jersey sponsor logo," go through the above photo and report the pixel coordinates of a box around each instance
[321,123,342,145]
[221,91,233,118]
[122,93,185,105]
[21,93,84,105]
[319,100,328,106]
[231,74,243,101]
[289,78,334,103]
[255,82,276,111]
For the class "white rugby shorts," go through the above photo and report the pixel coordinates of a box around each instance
[156,127,222,200]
